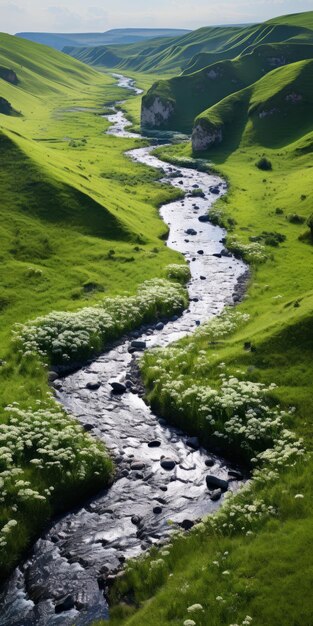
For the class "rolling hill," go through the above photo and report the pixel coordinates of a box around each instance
[140,12,313,132]
[192,58,313,151]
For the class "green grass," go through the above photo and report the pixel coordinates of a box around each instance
[0,35,187,578]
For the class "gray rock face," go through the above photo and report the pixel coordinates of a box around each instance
[141,96,174,129]
[192,123,223,152]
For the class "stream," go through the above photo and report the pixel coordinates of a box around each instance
[0,74,247,625]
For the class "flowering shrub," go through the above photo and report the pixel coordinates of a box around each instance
[13,279,188,366]
[165,264,191,284]
[0,402,112,553]
[142,309,304,465]
[227,236,268,264]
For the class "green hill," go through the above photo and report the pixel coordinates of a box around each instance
[67,25,244,74]
[192,59,313,152]
[67,11,313,77]
[141,41,313,132]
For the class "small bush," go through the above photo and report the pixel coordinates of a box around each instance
[287,214,306,225]
[189,188,205,198]
[165,264,190,284]
[256,157,272,171]
[250,231,286,247]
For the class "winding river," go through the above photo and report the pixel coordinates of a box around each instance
[0,75,247,626]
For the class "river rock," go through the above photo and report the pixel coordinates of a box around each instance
[148,440,161,448]
[160,458,176,471]
[153,506,162,515]
[185,228,197,236]
[131,461,145,471]
[205,457,215,467]
[206,475,228,491]
[198,214,210,222]
[155,322,164,330]
[131,340,147,350]
[55,594,75,614]
[180,519,195,531]
[186,437,200,450]
[48,371,59,383]
[110,381,127,394]
[197,249,204,255]
[210,488,222,501]
[86,380,101,390]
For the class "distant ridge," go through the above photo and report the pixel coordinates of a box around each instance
[15,29,191,50]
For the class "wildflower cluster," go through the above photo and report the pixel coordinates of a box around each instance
[228,236,268,264]
[208,484,277,536]
[142,308,304,469]
[13,279,187,366]
[0,402,111,551]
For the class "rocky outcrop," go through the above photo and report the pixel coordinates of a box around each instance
[192,121,222,152]
[0,67,18,85]
[141,96,174,129]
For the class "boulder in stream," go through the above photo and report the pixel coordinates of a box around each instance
[206,475,228,491]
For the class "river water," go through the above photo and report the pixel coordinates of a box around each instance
[0,75,247,626]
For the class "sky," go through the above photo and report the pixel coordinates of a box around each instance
[0,0,312,34]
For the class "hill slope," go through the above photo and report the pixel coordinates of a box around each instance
[140,11,313,132]
[67,25,245,74]
[192,59,313,151]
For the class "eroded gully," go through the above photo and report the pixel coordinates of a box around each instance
[0,74,247,626]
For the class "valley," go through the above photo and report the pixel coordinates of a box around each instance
[0,7,313,626]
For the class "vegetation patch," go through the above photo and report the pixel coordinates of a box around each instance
[14,278,188,367]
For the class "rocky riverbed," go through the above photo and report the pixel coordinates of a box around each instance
[0,75,247,626]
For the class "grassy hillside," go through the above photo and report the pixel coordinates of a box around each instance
[192,59,313,151]
[138,11,313,133]
[100,36,313,626]
[67,25,244,74]
[0,34,186,578]
[141,40,313,133]
[67,11,313,77]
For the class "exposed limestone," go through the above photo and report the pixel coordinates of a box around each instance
[192,122,222,152]
[141,96,174,128]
